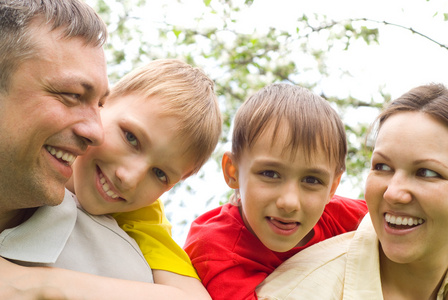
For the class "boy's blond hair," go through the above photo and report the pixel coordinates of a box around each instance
[110,59,222,175]
[232,83,347,175]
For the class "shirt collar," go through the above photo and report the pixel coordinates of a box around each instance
[344,214,383,297]
[0,189,77,264]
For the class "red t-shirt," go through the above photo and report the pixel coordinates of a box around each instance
[184,195,367,300]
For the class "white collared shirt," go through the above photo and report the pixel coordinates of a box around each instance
[0,189,153,283]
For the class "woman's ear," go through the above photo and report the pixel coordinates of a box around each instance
[222,151,239,189]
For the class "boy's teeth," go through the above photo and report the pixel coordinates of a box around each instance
[385,213,424,227]
[99,173,119,199]
[45,145,76,166]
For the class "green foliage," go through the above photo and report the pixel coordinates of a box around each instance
[87,0,445,203]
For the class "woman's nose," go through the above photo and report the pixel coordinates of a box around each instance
[383,173,413,204]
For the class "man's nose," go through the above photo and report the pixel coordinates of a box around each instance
[72,105,104,147]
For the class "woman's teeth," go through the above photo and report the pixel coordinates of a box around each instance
[385,213,424,227]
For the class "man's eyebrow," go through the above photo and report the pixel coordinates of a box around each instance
[81,82,110,98]
[80,82,93,92]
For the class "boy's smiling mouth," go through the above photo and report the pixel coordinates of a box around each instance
[96,167,126,202]
[267,216,300,235]
[99,172,119,199]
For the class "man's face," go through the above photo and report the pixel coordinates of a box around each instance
[0,24,109,212]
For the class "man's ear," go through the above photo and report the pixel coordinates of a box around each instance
[327,172,343,204]
[222,151,239,189]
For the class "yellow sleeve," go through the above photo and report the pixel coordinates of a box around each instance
[112,200,199,280]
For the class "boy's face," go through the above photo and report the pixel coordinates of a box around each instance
[72,94,196,215]
[224,121,341,252]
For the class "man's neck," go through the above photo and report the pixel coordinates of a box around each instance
[0,208,36,233]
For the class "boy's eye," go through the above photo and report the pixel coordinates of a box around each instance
[416,168,440,178]
[302,176,321,184]
[153,168,168,184]
[373,163,391,171]
[260,170,280,179]
[125,131,138,147]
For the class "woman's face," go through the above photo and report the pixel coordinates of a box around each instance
[365,112,448,266]
[71,94,195,215]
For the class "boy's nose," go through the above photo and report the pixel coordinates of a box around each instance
[276,183,301,214]
[115,162,148,191]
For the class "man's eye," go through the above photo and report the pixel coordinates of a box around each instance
[63,93,81,100]
[60,93,81,105]
[260,170,280,179]
[125,131,138,147]
[153,168,168,184]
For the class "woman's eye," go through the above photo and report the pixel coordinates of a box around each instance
[302,176,321,184]
[374,163,391,171]
[153,168,168,184]
[416,168,440,178]
[125,131,138,147]
[260,170,280,179]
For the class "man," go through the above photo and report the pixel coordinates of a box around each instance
[0,0,153,285]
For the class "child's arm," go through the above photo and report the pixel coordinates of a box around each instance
[0,257,210,300]
[153,270,210,299]
[112,201,201,280]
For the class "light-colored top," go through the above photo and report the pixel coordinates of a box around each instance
[256,214,448,300]
[113,199,199,279]
[0,189,153,283]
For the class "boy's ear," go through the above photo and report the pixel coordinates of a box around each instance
[327,172,343,204]
[222,151,239,189]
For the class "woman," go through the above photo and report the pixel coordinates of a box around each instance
[256,83,448,299]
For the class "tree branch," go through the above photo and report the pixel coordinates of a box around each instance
[356,18,448,50]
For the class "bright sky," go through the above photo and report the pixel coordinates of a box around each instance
[141,0,448,244]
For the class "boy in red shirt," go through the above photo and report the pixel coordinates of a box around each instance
[184,83,367,300]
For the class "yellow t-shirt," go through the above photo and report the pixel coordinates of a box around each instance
[112,200,199,280]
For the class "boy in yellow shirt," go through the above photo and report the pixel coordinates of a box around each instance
[1,59,221,299]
